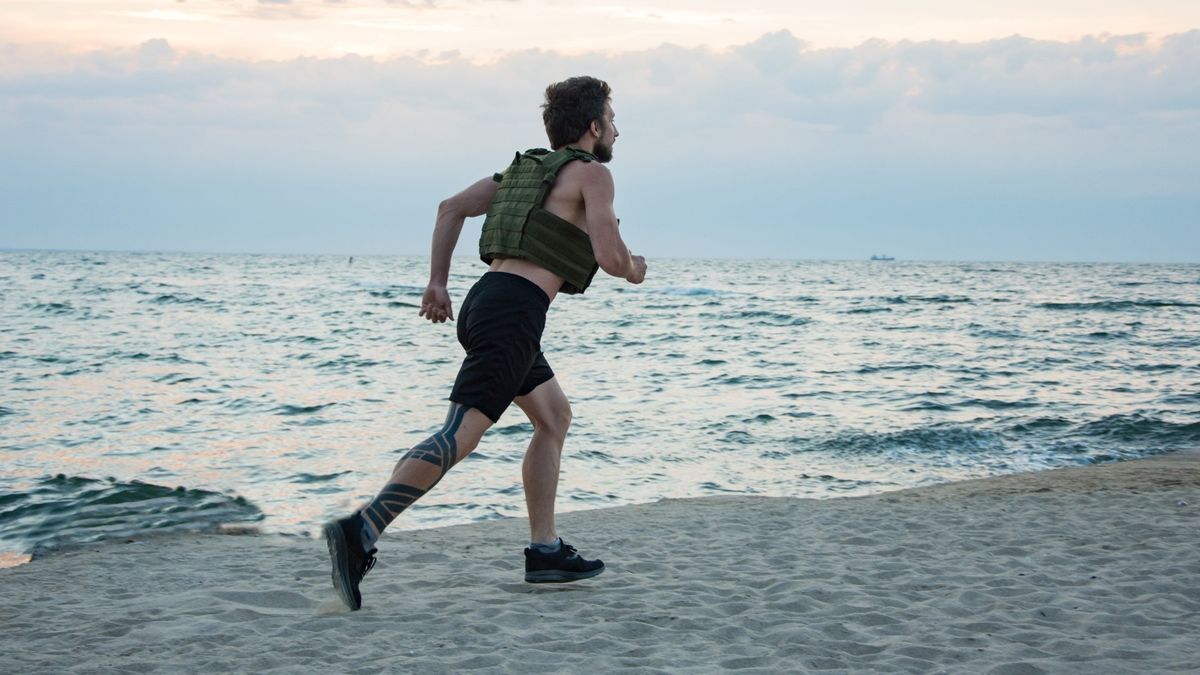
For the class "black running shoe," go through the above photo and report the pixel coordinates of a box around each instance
[524,539,605,583]
[323,513,377,610]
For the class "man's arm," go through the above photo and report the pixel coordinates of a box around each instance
[581,164,646,284]
[420,176,499,323]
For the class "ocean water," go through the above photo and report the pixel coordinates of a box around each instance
[2,251,1198,564]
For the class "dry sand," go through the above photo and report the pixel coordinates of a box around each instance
[2,451,1198,674]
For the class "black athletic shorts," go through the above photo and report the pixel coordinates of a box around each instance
[449,272,554,423]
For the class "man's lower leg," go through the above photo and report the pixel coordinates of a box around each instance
[324,403,477,610]
[359,402,469,547]
[523,429,562,546]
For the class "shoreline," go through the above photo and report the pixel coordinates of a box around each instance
[7,449,1196,568]
[2,450,1197,673]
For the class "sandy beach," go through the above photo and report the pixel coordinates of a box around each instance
[2,451,1197,674]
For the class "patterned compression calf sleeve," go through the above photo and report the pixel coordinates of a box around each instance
[399,402,467,480]
[360,403,467,536]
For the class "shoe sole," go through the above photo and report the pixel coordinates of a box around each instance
[525,566,605,583]
[323,521,361,611]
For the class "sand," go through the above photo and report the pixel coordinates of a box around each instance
[2,451,1197,674]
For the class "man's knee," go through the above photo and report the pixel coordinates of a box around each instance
[534,401,572,440]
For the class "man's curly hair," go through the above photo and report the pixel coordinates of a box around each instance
[542,76,611,148]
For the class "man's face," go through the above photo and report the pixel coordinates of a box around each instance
[593,103,618,163]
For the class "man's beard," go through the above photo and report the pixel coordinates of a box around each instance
[594,139,613,163]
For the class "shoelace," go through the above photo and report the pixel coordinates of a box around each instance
[361,554,377,577]
[561,544,578,558]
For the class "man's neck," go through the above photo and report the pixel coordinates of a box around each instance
[556,141,595,155]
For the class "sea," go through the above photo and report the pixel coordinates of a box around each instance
[2,251,1198,566]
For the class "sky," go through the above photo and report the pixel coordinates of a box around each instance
[1,1,1198,262]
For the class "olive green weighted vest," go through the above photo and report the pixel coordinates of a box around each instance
[479,147,600,294]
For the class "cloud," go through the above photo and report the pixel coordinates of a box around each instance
[3,30,1196,165]
[0,31,1196,259]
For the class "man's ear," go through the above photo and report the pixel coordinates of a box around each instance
[589,119,601,137]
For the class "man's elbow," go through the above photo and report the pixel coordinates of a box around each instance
[437,197,461,220]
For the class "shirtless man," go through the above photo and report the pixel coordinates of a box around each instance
[324,76,647,610]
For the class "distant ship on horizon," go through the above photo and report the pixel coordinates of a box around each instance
[870,255,895,261]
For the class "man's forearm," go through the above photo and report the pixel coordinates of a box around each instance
[428,205,466,286]
[596,237,635,279]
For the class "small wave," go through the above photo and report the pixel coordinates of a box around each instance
[576,449,618,464]
[1158,392,1200,405]
[493,422,534,436]
[697,481,748,494]
[782,390,836,399]
[814,426,1006,457]
[0,475,262,559]
[1072,413,1200,445]
[722,430,755,445]
[289,471,351,484]
[736,310,810,326]
[215,398,266,413]
[316,357,382,370]
[857,363,936,374]
[794,473,873,489]
[882,295,973,304]
[151,293,215,305]
[957,397,1040,410]
[901,400,955,411]
[567,488,621,502]
[154,373,200,385]
[260,334,325,345]
[274,403,336,416]
[1037,300,1200,311]
[25,301,74,314]
[970,328,1023,339]
[1132,364,1180,372]
[705,373,793,388]
[364,285,424,299]
[0,406,16,417]
[655,286,735,297]
[845,307,892,314]
[1005,417,1074,433]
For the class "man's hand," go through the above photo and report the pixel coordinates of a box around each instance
[419,284,454,323]
[626,255,647,284]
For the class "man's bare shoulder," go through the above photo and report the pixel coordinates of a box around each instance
[558,160,613,192]
[559,158,611,180]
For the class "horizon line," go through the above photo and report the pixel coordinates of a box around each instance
[1,247,1196,266]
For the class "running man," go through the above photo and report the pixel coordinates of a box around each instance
[324,76,647,610]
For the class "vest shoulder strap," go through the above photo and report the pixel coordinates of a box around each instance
[531,147,595,202]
